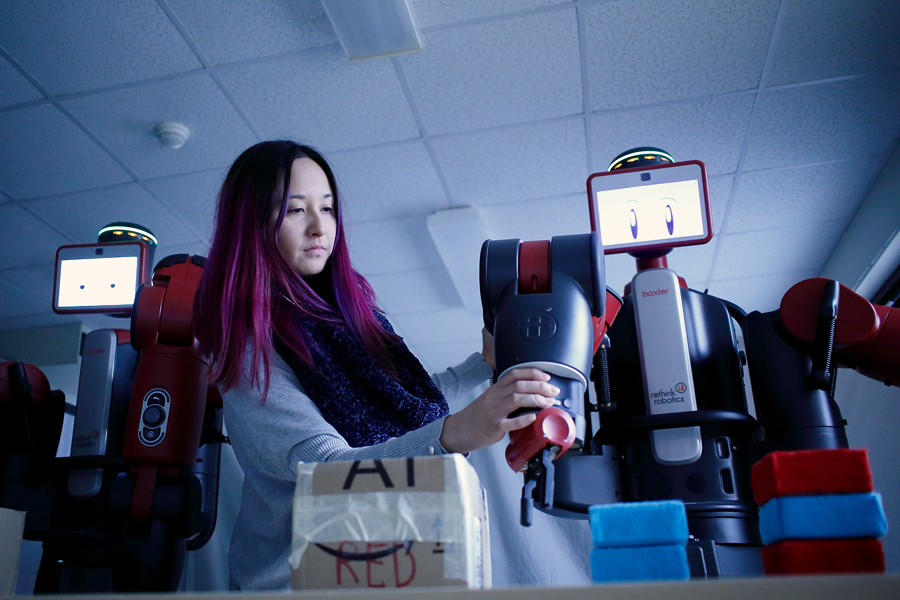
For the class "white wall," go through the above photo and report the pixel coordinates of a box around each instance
[835,368,900,571]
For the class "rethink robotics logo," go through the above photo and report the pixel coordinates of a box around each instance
[651,382,688,405]
[72,429,101,449]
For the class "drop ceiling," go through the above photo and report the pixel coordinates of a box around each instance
[1,0,899,373]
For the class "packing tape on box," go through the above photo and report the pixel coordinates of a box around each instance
[291,457,478,583]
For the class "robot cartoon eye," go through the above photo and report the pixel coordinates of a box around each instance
[630,209,638,240]
[665,204,674,235]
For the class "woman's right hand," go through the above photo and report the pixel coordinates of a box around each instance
[439,367,559,455]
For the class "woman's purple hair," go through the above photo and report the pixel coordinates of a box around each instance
[194,140,397,399]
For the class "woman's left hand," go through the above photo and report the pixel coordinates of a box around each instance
[438,367,559,454]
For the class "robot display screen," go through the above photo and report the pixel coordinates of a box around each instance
[53,243,147,314]
[587,160,711,254]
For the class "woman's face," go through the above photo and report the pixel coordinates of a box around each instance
[275,157,337,278]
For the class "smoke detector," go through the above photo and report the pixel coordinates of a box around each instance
[154,121,190,149]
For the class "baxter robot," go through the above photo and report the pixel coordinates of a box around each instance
[480,148,899,576]
[0,225,222,593]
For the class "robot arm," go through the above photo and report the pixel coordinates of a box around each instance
[480,233,617,525]
[1,252,220,593]
[779,277,899,386]
[125,254,211,528]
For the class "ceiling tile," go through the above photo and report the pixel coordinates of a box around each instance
[725,159,880,234]
[665,237,720,290]
[769,0,900,86]
[0,204,72,268]
[483,192,590,243]
[711,219,846,281]
[398,9,582,135]
[142,168,225,243]
[328,141,449,223]
[603,241,720,295]
[412,0,565,28]
[430,118,588,206]
[24,183,200,249]
[0,59,42,108]
[152,240,211,268]
[706,269,819,315]
[589,93,756,175]
[217,46,420,151]
[347,215,443,277]
[368,268,460,315]
[63,75,256,180]
[584,0,780,111]
[0,274,45,318]
[0,104,132,199]
[707,174,735,236]
[0,0,200,95]
[168,0,337,65]
[744,74,900,171]
[0,264,55,305]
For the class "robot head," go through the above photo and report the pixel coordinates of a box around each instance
[608,147,675,172]
[98,222,158,270]
[588,148,711,263]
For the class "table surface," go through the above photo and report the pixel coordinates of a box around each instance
[5,573,896,600]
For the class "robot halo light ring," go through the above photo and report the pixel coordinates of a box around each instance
[98,224,158,246]
[608,148,675,172]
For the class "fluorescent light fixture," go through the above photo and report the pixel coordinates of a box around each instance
[427,207,490,316]
[320,0,423,61]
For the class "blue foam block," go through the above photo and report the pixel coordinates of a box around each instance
[589,501,688,548]
[591,544,690,582]
[759,492,888,545]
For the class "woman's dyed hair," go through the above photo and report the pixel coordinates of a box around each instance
[194,140,397,399]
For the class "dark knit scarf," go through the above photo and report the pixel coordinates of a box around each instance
[274,313,448,448]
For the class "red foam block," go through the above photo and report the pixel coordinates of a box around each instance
[762,538,885,575]
[751,449,873,506]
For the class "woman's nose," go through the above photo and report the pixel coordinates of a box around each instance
[307,213,325,236]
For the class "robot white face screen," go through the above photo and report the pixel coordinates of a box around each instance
[53,242,147,314]
[588,161,711,254]
[597,179,704,246]
[57,256,139,308]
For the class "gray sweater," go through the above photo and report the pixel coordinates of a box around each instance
[223,349,492,590]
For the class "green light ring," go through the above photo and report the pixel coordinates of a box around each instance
[607,149,675,172]
[98,225,159,245]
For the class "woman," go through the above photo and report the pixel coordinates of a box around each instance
[194,141,559,590]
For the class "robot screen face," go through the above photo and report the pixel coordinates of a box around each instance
[53,243,147,314]
[57,257,138,308]
[587,161,712,254]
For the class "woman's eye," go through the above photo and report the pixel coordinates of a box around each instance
[289,207,304,214]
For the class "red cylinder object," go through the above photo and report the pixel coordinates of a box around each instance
[506,407,576,472]
[839,305,900,385]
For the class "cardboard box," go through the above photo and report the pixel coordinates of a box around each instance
[0,507,25,595]
[290,454,490,590]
